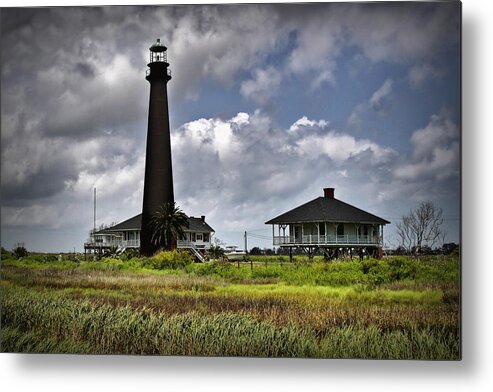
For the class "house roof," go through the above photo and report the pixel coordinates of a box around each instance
[96,214,215,234]
[265,197,390,225]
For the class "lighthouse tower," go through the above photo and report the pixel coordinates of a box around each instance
[140,39,174,256]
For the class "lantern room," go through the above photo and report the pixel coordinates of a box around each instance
[149,38,168,63]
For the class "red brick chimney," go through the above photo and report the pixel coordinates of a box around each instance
[323,187,334,199]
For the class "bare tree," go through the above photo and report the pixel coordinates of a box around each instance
[396,201,443,256]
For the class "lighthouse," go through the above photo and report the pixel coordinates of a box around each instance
[140,39,174,256]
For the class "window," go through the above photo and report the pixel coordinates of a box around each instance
[191,233,196,242]
[363,226,368,236]
[197,234,203,241]
[319,223,325,236]
[203,233,209,242]
[337,224,344,236]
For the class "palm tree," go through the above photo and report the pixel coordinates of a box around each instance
[148,202,189,250]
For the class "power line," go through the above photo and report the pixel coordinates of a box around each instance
[247,233,272,239]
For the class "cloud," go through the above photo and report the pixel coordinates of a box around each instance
[347,2,459,63]
[370,78,393,112]
[283,2,458,90]
[296,131,396,165]
[407,63,446,88]
[347,79,394,129]
[394,110,459,180]
[0,4,460,250]
[289,116,329,133]
[240,67,282,104]
[169,111,399,232]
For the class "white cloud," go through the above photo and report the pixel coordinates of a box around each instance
[289,116,329,132]
[296,131,396,165]
[168,111,400,234]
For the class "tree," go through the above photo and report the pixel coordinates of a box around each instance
[148,202,189,251]
[12,245,28,259]
[208,244,224,259]
[395,201,443,256]
[249,247,262,255]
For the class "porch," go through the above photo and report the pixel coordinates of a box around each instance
[84,239,140,249]
[273,234,379,246]
[270,222,384,248]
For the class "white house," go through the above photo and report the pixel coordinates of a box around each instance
[85,213,214,261]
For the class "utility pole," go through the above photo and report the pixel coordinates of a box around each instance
[93,187,96,240]
[244,231,248,254]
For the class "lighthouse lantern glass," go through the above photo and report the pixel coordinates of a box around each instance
[150,50,167,63]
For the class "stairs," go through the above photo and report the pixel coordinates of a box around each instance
[177,240,208,262]
[189,246,207,263]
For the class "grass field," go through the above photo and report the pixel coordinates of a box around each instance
[0,251,460,359]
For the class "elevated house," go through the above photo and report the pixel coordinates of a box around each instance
[85,214,214,262]
[265,188,390,260]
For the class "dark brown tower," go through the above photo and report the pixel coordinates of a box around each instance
[140,39,174,256]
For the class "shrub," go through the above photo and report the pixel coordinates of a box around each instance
[119,248,140,261]
[12,246,28,259]
[387,257,418,281]
[361,259,379,274]
[1,247,12,260]
[141,250,193,270]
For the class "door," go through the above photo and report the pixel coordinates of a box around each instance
[294,225,301,243]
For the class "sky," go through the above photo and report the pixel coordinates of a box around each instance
[0,2,461,252]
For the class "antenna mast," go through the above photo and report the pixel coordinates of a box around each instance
[93,187,96,238]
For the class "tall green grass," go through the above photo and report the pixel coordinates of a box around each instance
[1,286,459,359]
[1,254,460,359]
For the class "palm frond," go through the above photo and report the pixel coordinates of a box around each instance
[148,202,189,250]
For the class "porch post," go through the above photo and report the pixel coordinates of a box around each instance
[301,224,304,244]
[272,225,275,244]
[317,222,320,244]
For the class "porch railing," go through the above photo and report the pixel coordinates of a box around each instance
[177,240,194,248]
[177,240,209,250]
[84,239,140,248]
[273,234,380,246]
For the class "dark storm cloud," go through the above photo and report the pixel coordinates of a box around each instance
[1,6,155,210]
[2,161,77,205]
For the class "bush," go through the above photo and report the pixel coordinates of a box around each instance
[12,246,28,259]
[361,259,379,274]
[387,257,418,281]
[141,250,194,270]
[119,249,140,262]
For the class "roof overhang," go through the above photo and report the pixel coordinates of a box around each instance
[266,220,389,225]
